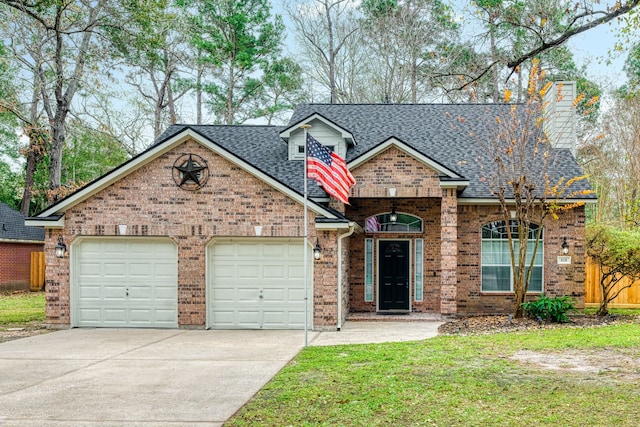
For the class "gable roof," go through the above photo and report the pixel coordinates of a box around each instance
[279,112,356,145]
[288,103,595,200]
[0,201,44,242]
[28,103,594,225]
[29,127,342,223]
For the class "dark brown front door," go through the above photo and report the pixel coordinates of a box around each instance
[379,240,410,310]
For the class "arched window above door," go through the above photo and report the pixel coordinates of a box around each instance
[364,212,423,233]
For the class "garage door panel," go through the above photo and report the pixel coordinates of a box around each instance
[211,310,235,326]
[288,265,305,279]
[74,238,177,328]
[238,265,260,279]
[128,286,152,299]
[236,311,260,328]
[262,288,285,302]
[263,265,285,279]
[77,284,102,299]
[102,285,127,300]
[77,308,102,323]
[211,265,235,279]
[154,287,178,300]
[209,239,309,330]
[284,289,304,303]
[236,244,261,257]
[129,262,153,276]
[262,244,286,257]
[211,287,235,302]
[237,288,260,302]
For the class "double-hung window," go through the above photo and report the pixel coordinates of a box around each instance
[481,220,543,292]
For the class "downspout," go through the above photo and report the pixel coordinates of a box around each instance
[337,223,356,331]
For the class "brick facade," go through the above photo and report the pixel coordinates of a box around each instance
[351,146,441,198]
[344,146,586,317]
[42,136,588,329]
[44,139,339,328]
[456,204,586,314]
[0,242,44,291]
[346,198,442,313]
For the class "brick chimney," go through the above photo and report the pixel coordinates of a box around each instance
[543,81,577,155]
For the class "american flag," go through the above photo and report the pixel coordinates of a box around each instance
[306,132,355,204]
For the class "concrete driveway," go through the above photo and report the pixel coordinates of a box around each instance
[0,322,441,426]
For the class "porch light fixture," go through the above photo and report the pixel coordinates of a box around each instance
[562,237,569,255]
[313,239,323,260]
[389,206,398,223]
[54,236,67,258]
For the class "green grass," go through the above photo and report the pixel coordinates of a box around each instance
[227,324,640,427]
[0,291,45,326]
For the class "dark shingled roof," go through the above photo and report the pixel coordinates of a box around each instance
[157,103,594,201]
[0,201,44,242]
[288,103,595,199]
[156,124,328,198]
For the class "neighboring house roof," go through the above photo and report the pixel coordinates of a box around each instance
[0,201,44,242]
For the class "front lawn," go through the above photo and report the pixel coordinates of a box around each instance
[0,291,45,326]
[227,323,640,426]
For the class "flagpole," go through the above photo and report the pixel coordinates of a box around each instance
[301,124,311,347]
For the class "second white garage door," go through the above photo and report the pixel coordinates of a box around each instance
[73,238,178,328]
[208,239,309,329]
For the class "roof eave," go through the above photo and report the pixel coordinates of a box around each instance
[349,138,464,179]
[32,127,340,221]
[280,112,356,145]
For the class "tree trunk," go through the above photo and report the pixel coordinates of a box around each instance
[48,111,66,201]
[196,64,203,125]
[20,137,41,216]
[489,12,500,103]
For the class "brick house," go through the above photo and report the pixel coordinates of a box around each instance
[1,201,44,291]
[26,82,594,330]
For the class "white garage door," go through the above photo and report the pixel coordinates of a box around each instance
[208,239,309,329]
[73,238,178,328]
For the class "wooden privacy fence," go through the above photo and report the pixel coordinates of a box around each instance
[585,257,640,307]
[30,252,45,291]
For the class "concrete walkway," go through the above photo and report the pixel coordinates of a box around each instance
[0,322,442,426]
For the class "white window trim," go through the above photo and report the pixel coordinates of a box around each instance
[480,222,544,294]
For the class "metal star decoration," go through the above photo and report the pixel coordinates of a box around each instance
[172,154,209,191]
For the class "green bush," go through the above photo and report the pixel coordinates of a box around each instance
[521,294,576,323]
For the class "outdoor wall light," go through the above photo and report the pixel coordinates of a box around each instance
[389,206,398,223]
[54,236,67,258]
[313,239,322,260]
[562,237,569,255]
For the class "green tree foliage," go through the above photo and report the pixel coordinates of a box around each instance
[586,224,640,316]
[580,95,640,229]
[0,41,23,210]
[252,58,306,125]
[0,163,22,210]
[179,0,286,124]
[104,0,191,138]
[461,0,638,101]
[24,123,130,214]
[0,0,110,204]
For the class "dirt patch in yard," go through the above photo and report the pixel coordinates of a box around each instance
[511,348,640,382]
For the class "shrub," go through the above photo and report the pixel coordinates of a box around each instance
[521,294,576,323]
